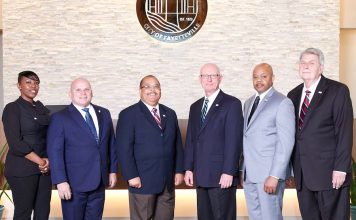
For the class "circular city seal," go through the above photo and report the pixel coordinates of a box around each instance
[137,0,208,43]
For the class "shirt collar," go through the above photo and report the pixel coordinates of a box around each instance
[142,101,160,113]
[303,75,321,94]
[73,103,93,112]
[205,88,220,101]
[255,86,273,101]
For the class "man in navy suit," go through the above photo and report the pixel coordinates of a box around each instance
[47,78,118,220]
[184,63,243,220]
[288,48,353,220]
[116,75,184,220]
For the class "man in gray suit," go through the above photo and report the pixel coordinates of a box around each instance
[241,63,295,220]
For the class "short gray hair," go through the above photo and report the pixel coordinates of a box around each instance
[299,48,324,65]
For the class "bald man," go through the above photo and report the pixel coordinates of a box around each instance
[47,78,118,220]
[241,63,295,220]
[184,63,243,220]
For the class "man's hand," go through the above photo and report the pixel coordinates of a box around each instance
[175,173,184,186]
[332,171,346,189]
[128,177,142,188]
[108,173,117,189]
[57,182,72,200]
[264,176,278,194]
[184,170,194,187]
[219,173,233,189]
[39,158,50,173]
[239,171,244,188]
[285,176,295,188]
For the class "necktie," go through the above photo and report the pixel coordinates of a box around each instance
[248,96,260,124]
[82,108,99,144]
[201,98,209,125]
[298,90,311,129]
[152,108,162,129]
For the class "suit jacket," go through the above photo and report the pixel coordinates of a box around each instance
[2,97,50,177]
[116,101,184,194]
[184,90,243,187]
[288,75,353,191]
[243,87,295,183]
[47,103,118,192]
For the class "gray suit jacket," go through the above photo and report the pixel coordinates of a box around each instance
[242,87,295,183]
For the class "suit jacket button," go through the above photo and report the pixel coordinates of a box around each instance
[161,134,163,137]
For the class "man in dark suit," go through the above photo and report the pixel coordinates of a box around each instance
[184,63,243,220]
[116,75,184,220]
[47,78,118,220]
[288,48,353,220]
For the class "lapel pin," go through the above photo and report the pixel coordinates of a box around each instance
[163,114,166,117]
[216,104,219,107]
[318,91,322,94]
[34,117,37,120]
[98,110,101,113]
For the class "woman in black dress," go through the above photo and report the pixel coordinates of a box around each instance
[2,71,51,219]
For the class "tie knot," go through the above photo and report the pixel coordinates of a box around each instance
[82,108,90,113]
[305,90,311,95]
[255,96,260,102]
[204,98,209,104]
[152,108,157,114]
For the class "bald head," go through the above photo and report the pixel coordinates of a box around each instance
[252,63,274,94]
[69,77,93,107]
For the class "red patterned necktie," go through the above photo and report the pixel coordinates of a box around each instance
[298,90,311,129]
[152,108,162,129]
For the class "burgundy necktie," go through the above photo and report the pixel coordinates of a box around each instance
[298,90,311,129]
[152,108,162,129]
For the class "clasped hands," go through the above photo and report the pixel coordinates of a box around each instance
[38,158,50,174]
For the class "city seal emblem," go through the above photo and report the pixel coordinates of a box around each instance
[137,0,208,43]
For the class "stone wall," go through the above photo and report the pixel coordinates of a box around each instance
[2,0,339,118]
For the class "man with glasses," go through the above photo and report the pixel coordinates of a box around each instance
[184,63,243,220]
[116,75,184,220]
[47,78,118,220]
[288,48,353,220]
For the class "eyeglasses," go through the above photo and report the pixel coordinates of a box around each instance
[200,74,220,79]
[141,84,161,90]
[73,88,91,94]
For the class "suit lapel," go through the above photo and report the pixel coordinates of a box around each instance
[243,98,253,131]
[160,106,167,131]
[299,76,327,133]
[246,88,275,129]
[93,105,103,143]
[68,104,94,139]
[139,101,162,131]
[200,91,224,132]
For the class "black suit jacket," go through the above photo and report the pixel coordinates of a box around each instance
[2,97,50,177]
[287,75,353,191]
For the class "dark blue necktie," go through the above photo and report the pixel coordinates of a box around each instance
[82,108,99,144]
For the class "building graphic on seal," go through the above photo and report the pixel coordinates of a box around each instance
[137,0,207,43]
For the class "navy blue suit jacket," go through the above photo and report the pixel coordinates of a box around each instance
[47,103,118,192]
[184,90,243,187]
[116,101,184,194]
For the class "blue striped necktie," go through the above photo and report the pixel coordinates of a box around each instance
[82,108,99,144]
[201,98,209,125]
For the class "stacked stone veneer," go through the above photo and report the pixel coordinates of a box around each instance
[2,1,339,118]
